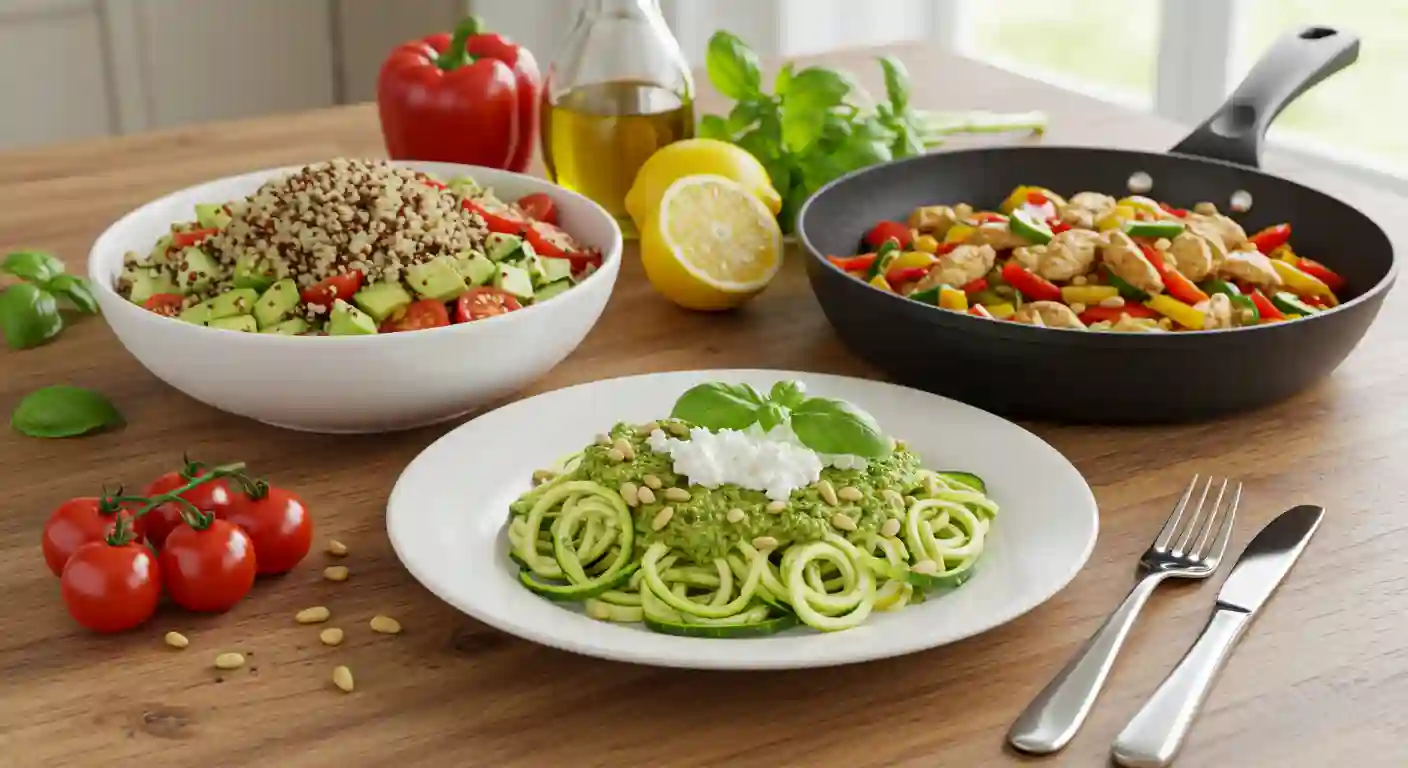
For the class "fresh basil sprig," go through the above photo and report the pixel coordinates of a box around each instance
[0,250,100,349]
[669,379,892,458]
[790,397,891,458]
[670,382,767,430]
[11,385,124,438]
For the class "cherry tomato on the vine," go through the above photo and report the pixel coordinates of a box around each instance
[60,540,162,633]
[158,519,256,612]
[225,486,312,575]
[42,497,144,577]
[144,470,239,547]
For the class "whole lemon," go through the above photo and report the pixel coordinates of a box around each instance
[624,139,782,227]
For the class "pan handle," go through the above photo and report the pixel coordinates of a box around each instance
[1170,26,1359,168]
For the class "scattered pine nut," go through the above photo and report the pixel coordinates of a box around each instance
[636,486,657,504]
[752,536,779,552]
[638,421,659,435]
[326,539,349,557]
[320,627,344,646]
[816,479,839,506]
[837,486,863,502]
[619,482,640,507]
[663,487,691,502]
[666,421,689,437]
[332,665,354,693]
[605,448,626,463]
[1099,296,1126,308]
[881,518,902,538]
[164,631,189,649]
[912,560,940,575]
[831,512,857,532]
[612,438,635,461]
[882,489,905,510]
[296,606,331,624]
[214,652,245,670]
[642,474,663,490]
[726,508,746,524]
[369,615,402,635]
[323,566,350,582]
[652,507,674,531]
[766,500,787,514]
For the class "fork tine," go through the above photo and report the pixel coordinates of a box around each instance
[1171,477,1214,555]
[1193,480,1240,562]
[1154,475,1199,551]
[1185,478,1228,558]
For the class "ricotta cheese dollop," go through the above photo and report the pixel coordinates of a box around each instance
[646,423,868,501]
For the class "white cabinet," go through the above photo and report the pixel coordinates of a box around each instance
[0,2,113,147]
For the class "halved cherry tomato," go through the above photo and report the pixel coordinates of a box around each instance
[1248,223,1292,254]
[525,222,603,275]
[1079,304,1160,324]
[464,198,531,234]
[300,270,364,308]
[380,299,451,333]
[864,221,912,250]
[170,228,219,248]
[224,486,311,576]
[1139,243,1208,305]
[1294,257,1346,292]
[159,519,256,613]
[1000,262,1062,302]
[61,539,161,633]
[144,470,238,547]
[455,287,522,323]
[42,497,144,577]
[516,193,558,225]
[143,293,185,317]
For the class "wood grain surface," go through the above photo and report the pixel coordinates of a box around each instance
[1,44,1405,768]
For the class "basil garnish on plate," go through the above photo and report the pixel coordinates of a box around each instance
[669,379,892,458]
[11,385,125,438]
[670,382,768,430]
[790,396,892,458]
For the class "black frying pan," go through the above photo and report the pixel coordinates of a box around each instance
[797,27,1396,424]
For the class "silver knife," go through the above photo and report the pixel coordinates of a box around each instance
[1111,504,1325,768]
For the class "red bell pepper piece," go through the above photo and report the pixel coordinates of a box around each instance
[864,221,911,250]
[828,254,877,271]
[1158,202,1189,218]
[1138,243,1208,305]
[934,242,959,255]
[170,228,218,248]
[1026,191,1049,206]
[885,266,930,284]
[1249,290,1284,320]
[1248,223,1292,254]
[971,212,1009,224]
[1293,257,1346,292]
[969,304,994,319]
[1000,262,1061,302]
[1048,219,1072,234]
[378,16,541,171]
[1303,294,1330,309]
[1078,304,1160,324]
[961,277,989,294]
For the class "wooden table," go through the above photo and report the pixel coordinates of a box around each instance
[2,44,1405,768]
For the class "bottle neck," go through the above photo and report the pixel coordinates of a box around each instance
[583,0,661,19]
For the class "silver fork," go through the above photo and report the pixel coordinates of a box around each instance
[1007,476,1241,755]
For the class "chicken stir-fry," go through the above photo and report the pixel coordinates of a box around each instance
[830,185,1346,332]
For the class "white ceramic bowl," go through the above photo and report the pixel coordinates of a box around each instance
[89,161,622,433]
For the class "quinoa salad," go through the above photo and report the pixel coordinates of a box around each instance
[117,158,603,335]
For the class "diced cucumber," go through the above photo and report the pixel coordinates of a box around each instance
[486,232,525,262]
[254,279,301,329]
[534,279,572,303]
[538,255,575,285]
[195,202,232,229]
[233,253,276,292]
[260,317,311,335]
[176,247,218,293]
[494,263,534,300]
[127,269,177,305]
[352,281,413,323]
[207,315,258,333]
[455,252,497,286]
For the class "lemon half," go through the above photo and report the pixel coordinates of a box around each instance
[625,139,782,226]
[640,174,783,311]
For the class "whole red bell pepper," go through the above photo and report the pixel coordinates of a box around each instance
[377,16,541,172]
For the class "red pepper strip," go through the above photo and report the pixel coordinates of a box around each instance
[170,228,218,248]
[934,242,960,255]
[886,266,930,284]
[422,178,447,190]
[1303,294,1330,308]
[829,254,877,271]
[1048,219,1072,234]
[1000,262,1062,302]
[1250,290,1284,320]
[1294,257,1346,292]
[378,16,531,170]
[865,221,912,249]
[971,212,1009,224]
[969,304,994,318]
[1248,223,1292,254]
[1026,191,1049,206]
[962,277,989,294]
[1079,304,1160,324]
[1138,243,1208,305]
[1158,202,1189,218]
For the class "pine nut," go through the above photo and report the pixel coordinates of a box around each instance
[296,606,331,624]
[652,507,674,531]
[638,421,659,435]
[642,474,663,490]
[726,508,746,524]
[837,486,863,502]
[323,566,349,582]
[883,489,905,509]
[332,665,354,693]
[605,448,626,462]
[613,438,635,461]
[531,469,556,486]
[326,539,348,557]
[1099,296,1126,308]
[320,627,344,646]
[831,512,857,531]
[752,536,779,552]
[1154,237,1172,251]
[664,487,691,502]
[619,482,639,507]
[214,652,245,670]
[816,479,839,506]
[766,500,787,513]
[595,433,612,447]
[370,615,402,635]
[667,421,689,437]
[1194,201,1217,215]
[164,631,189,649]
[636,486,656,504]
[881,518,901,538]
[912,559,940,575]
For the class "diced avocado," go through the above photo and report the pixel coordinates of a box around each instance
[455,252,498,287]
[205,288,259,319]
[538,255,574,285]
[328,298,378,336]
[260,317,311,335]
[405,257,467,301]
[233,253,277,292]
[534,279,572,303]
[486,232,525,262]
[352,281,413,323]
[208,315,258,333]
[254,278,301,329]
[178,299,216,325]
[195,203,232,230]
[127,268,178,305]
[494,263,534,301]
[176,247,218,293]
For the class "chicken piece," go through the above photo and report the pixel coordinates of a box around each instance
[967,221,1031,251]
[907,203,973,238]
[1201,293,1234,330]
[1185,212,1248,252]
[913,244,996,293]
[1100,230,1163,294]
[1013,301,1086,330]
[1058,192,1118,230]
[1011,229,1102,282]
[1168,231,1216,282]
[1219,249,1283,289]
[1102,314,1166,333]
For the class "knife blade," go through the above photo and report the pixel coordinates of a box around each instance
[1111,504,1325,768]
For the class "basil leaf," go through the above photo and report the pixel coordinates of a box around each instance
[768,381,807,409]
[783,68,851,114]
[12,385,124,438]
[727,98,773,135]
[774,62,796,96]
[1,250,65,284]
[878,56,911,114]
[757,403,788,432]
[791,397,892,458]
[781,108,826,154]
[706,31,762,100]
[698,114,731,142]
[670,382,766,431]
[0,283,63,349]
[46,274,99,315]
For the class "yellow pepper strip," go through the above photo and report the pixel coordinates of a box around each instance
[1060,285,1119,305]
[1145,294,1205,329]
[1000,185,1067,213]
[1117,196,1163,218]
[913,234,941,254]
[1270,259,1334,303]
[890,250,937,270]
[1097,205,1135,231]
[1271,244,1298,265]
[985,302,1015,320]
[938,286,968,311]
[944,224,976,244]
[868,274,893,292]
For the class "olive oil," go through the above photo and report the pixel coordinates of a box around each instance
[542,80,694,229]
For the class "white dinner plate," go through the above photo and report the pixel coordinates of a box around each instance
[386,370,1098,670]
